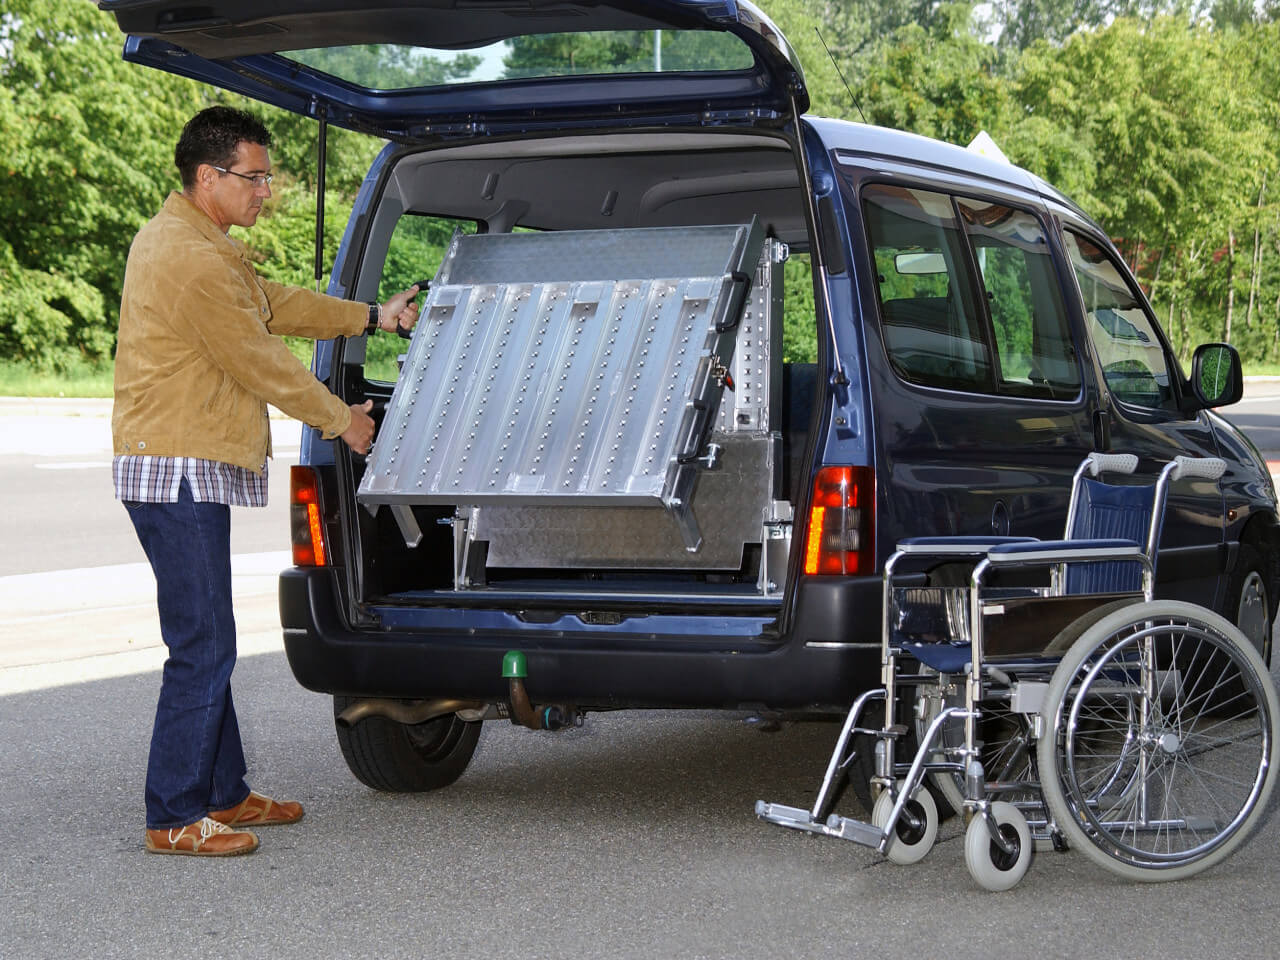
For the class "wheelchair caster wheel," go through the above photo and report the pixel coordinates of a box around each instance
[872,780,937,865]
[964,801,1032,891]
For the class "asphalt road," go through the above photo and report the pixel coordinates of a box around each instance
[7,655,1280,960]
[4,390,1280,959]
[0,398,298,576]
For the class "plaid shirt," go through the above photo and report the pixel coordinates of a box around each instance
[112,455,268,507]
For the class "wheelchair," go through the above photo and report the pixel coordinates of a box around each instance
[757,453,1280,890]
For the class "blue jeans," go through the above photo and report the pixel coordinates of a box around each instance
[125,480,250,829]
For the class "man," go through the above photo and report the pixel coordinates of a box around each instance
[113,105,420,857]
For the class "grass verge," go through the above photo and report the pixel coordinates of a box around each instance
[0,359,115,398]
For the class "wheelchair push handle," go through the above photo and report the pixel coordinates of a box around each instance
[1169,456,1228,482]
[1084,452,1138,477]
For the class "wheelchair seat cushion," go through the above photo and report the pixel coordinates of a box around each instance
[900,641,971,674]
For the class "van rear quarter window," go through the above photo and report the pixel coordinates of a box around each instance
[862,183,1079,400]
[861,183,992,392]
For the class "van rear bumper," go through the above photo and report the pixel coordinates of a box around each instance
[279,567,881,711]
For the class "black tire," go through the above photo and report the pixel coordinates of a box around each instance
[333,696,482,792]
[1226,540,1273,663]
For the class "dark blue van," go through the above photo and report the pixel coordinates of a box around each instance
[102,0,1277,794]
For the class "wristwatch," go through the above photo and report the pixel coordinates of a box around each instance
[365,302,381,335]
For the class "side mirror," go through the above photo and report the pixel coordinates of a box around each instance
[1189,342,1243,409]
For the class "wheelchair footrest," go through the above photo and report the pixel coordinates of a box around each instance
[822,813,885,847]
[755,801,883,848]
[754,801,829,835]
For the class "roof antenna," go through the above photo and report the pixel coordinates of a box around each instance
[815,27,867,124]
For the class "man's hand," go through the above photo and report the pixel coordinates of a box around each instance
[340,400,376,454]
[379,284,423,336]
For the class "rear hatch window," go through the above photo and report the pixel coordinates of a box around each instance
[285,31,756,89]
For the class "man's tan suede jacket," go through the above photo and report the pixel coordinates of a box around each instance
[113,191,367,472]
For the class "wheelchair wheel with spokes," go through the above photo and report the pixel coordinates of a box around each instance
[912,602,1139,834]
[1036,601,1280,882]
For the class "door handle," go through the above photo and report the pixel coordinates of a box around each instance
[1093,410,1112,451]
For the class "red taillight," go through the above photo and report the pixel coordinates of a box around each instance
[290,466,327,567]
[803,466,874,575]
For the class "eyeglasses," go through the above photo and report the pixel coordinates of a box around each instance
[210,165,273,187]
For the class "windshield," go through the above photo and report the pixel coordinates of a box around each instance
[284,30,756,90]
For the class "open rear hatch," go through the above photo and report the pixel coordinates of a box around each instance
[97,0,808,140]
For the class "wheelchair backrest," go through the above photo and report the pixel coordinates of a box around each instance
[1061,453,1226,594]
[1064,478,1156,593]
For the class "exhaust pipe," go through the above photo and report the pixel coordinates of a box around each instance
[336,697,485,728]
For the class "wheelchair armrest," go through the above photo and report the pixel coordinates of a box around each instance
[894,536,1037,556]
[985,538,1143,565]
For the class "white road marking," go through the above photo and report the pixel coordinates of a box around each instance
[0,551,293,694]
[0,628,284,696]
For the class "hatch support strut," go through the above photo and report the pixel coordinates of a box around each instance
[313,101,328,293]
[788,92,847,387]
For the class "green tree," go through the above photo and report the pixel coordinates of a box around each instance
[1010,18,1276,358]
[0,0,391,368]
[0,0,205,366]
[1212,18,1280,361]
[982,0,1123,51]
[853,4,1019,146]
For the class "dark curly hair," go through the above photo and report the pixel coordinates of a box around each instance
[174,106,273,189]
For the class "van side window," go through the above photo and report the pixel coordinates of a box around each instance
[956,199,1080,400]
[862,184,993,392]
[1063,230,1175,411]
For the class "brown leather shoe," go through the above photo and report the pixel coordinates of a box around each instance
[209,791,304,827]
[144,817,259,857]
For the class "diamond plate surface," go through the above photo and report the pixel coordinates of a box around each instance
[476,434,779,569]
[359,222,764,514]
[716,238,785,434]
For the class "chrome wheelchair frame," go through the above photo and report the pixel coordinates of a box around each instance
[758,454,1279,890]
